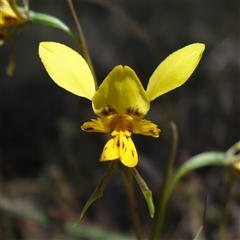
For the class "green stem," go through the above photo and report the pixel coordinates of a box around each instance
[66,0,98,89]
[118,164,143,240]
[150,122,178,240]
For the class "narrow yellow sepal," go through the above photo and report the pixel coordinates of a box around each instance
[147,43,205,101]
[39,42,96,100]
[92,65,150,117]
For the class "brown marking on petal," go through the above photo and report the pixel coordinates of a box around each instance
[149,129,155,134]
[117,139,120,147]
[126,107,142,117]
[101,108,109,116]
[84,127,94,131]
[131,150,135,157]
[101,105,117,116]
[107,105,116,114]
[134,108,142,117]
[126,107,133,115]
[149,129,159,137]
[104,146,108,150]
[122,142,125,149]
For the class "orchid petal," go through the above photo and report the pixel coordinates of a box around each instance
[147,43,205,101]
[92,65,150,118]
[39,42,95,100]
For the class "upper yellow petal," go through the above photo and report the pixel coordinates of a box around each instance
[39,42,96,100]
[146,43,205,101]
[92,65,150,117]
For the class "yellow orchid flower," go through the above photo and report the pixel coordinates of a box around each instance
[0,0,27,43]
[39,42,205,167]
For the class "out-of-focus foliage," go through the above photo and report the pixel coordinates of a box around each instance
[1,1,239,239]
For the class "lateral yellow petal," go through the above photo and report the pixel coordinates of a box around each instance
[131,119,160,138]
[39,42,95,100]
[147,43,205,101]
[81,118,111,133]
[92,65,150,117]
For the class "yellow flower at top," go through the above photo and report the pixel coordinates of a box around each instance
[39,42,205,167]
[0,0,26,43]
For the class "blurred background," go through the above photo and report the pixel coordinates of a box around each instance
[1,1,239,239]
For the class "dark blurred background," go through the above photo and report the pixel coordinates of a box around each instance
[1,1,239,239]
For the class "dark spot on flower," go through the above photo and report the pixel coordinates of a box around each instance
[134,108,141,117]
[107,105,116,114]
[122,142,125,149]
[131,150,135,157]
[101,105,116,116]
[101,109,109,116]
[126,107,134,115]
[84,127,94,131]
[149,129,155,134]
[126,107,142,117]
[117,139,120,147]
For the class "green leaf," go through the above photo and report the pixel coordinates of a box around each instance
[28,10,73,36]
[131,167,155,218]
[165,152,225,201]
[73,161,117,227]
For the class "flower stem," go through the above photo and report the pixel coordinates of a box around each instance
[150,122,178,240]
[118,164,143,240]
[66,0,97,89]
